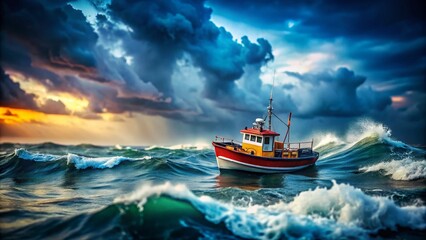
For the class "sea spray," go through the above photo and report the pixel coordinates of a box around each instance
[314,133,344,149]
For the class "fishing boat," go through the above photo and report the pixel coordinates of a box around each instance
[212,93,319,173]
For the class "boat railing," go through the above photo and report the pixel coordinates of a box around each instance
[281,140,314,150]
[215,136,242,145]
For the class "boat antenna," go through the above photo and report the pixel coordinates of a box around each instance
[268,70,276,131]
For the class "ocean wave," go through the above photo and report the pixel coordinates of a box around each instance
[314,133,344,149]
[360,158,426,181]
[145,143,211,151]
[314,119,422,160]
[66,153,152,170]
[14,148,62,162]
[12,148,152,170]
[116,181,426,239]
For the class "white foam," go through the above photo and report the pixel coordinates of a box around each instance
[66,153,151,169]
[345,119,389,143]
[14,148,62,162]
[313,133,344,149]
[116,181,426,239]
[360,158,426,180]
[314,119,421,160]
[145,143,211,151]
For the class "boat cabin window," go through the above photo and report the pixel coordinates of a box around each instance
[245,134,250,140]
[250,135,256,142]
[256,136,262,143]
[263,136,273,151]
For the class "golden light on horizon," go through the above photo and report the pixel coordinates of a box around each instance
[0,107,174,146]
[0,107,47,125]
[8,72,89,113]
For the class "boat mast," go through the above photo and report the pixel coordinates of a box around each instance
[268,70,275,131]
[268,95,273,130]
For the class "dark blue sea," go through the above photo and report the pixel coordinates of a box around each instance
[1,121,425,239]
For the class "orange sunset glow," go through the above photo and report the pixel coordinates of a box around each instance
[0,106,176,146]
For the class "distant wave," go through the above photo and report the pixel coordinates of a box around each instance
[360,158,426,181]
[14,148,62,162]
[145,143,211,151]
[13,148,151,170]
[66,154,152,170]
[116,181,426,239]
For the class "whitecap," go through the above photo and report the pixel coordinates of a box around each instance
[313,133,344,149]
[14,148,62,162]
[360,158,426,180]
[145,143,211,151]
[66,153,152,170]
[314,119,422,159]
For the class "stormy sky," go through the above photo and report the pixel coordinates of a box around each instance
[1,0,425,145]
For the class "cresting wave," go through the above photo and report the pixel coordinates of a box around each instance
[116,181,426,239]
[145,143,211,151]
[360,158,426,181]
[13,148,151,169]
[14,148,62,162]
[66,154,152,169]
[313,119,423,159]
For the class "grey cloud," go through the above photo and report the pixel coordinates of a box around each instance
[285,67,392,117]
[39,99,69,115]
[0,68,38,110]
[109,0,273,104]
[1,0,99,76]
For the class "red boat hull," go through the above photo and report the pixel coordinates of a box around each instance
[212,142,319,173]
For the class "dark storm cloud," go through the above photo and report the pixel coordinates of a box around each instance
[1,0,274,123]
[1,36,82,94]
[1,0,99,76]
[209,0,425,40]
[285,67,392,117]
[0,0,178,118]
[210,0,425,88]
[109,0,273,102]
[0,68,38,110]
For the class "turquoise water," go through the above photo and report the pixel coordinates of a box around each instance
[0,123,425,239]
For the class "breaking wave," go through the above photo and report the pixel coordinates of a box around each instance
[114,181,425,239]
[314,119,423,159]
[360,158,426,181]
[10,148,151,170]
[145,143,211,151]
[8,181,424,239]
[14,148,62,162]
[66,154,152,170]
